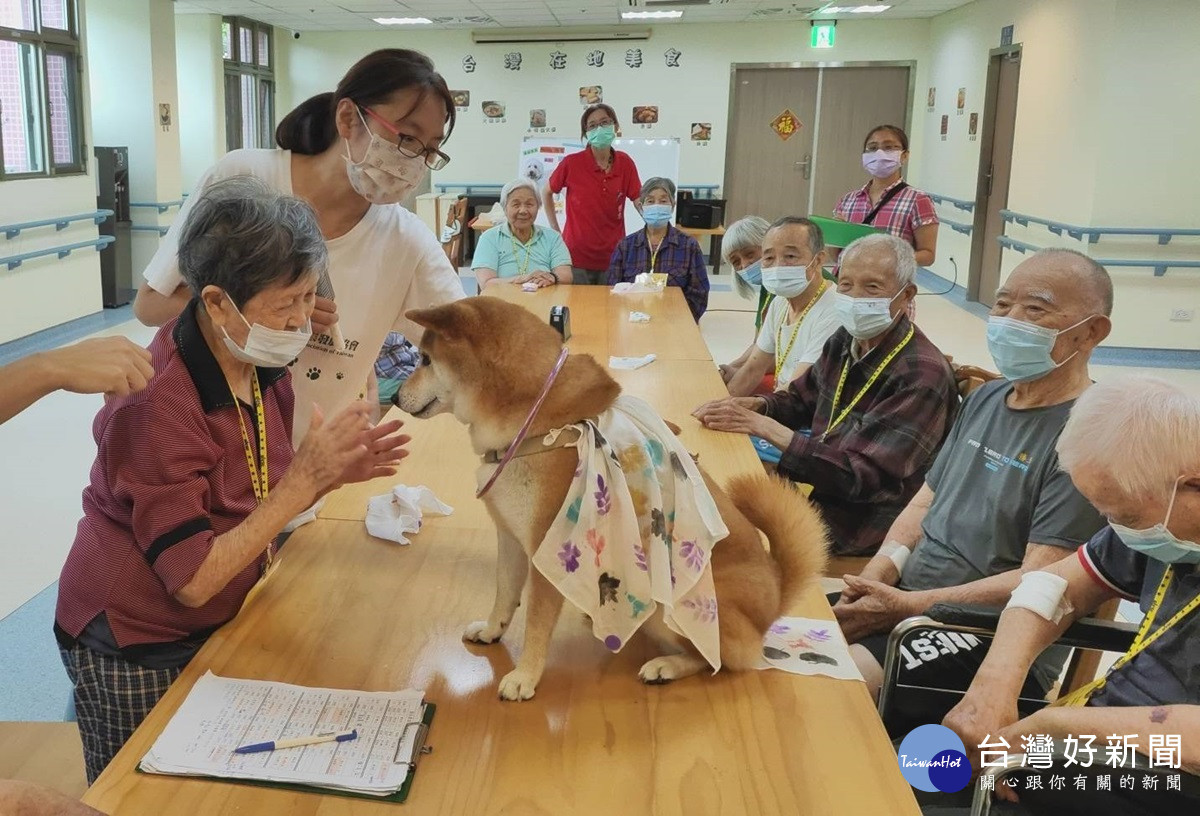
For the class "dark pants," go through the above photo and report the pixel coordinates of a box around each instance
[60,643,183,784]
[572,267,607,285]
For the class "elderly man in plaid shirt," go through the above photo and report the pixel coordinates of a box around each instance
[694,233,957,557]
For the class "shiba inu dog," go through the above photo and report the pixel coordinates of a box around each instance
[396,297,828,701]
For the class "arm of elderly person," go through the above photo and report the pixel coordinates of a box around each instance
[726,347,773,397]
[942,553,1127,769]
[0,337,154,424]
[105,397,405,609]
[767,368,952,502]
[834,540,1074,643]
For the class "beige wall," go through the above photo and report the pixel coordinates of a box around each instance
[917,0,1199,350]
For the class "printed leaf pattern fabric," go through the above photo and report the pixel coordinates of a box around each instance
[531,395,729,670]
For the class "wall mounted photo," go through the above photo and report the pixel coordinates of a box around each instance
[940,114,949,140]
[690,122,712,141]
[926,87,936,109]
[451,90,470,110]
[956,87,966,113]
[579,85,603,105]
[968,112,979,140]
[530,109,547,128]
[633,106,659,125]
[482,101,506,119]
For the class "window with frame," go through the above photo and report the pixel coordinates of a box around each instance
[0,0,86,179]
[222,16,274,151]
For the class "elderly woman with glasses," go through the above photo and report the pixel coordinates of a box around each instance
[55,178,410,785]
[472,179,574,290]
[606,177,710,321]
[543,103,642,285]
[131,48,465,445]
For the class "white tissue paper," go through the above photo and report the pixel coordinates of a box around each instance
[608,353,657,370]
[365,484,454,545]
[611,274,665,295]
[521,281,539,292]
[628,311,651,323]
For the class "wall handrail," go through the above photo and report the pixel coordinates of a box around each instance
[131,224,170,236]
[926,191,975,212]
[996,235,1200,277]
[1,236,116,271]
[130,200,184,213]
[2,210,113,240]
[939,216,973,236]
[1000,209,1200,245]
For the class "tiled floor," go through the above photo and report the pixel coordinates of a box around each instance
[0,273,1196,718]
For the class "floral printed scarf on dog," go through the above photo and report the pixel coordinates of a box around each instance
[530,394,729,671]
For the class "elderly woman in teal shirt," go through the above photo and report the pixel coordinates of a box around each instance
[473,179,573,290]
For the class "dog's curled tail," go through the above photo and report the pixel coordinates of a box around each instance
[725,473,830,613]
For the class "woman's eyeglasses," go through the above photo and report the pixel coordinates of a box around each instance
[585,118,615,133]
[361,106,451,170]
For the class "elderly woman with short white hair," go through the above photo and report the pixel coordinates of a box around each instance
[472,179,573,290]
[719,215,771,385]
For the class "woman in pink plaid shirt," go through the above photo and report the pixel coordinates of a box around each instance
[834,125,939,320]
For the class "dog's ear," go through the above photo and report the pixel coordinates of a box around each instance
[663,419,682,436]
[406,304,463,342]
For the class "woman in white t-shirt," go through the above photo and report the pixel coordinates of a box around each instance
[133,49,465,442]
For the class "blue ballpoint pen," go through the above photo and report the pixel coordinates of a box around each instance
[234,729,358,754]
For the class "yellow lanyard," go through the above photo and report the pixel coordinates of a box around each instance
[757,292,774,328]
[509,231,533,279]
[229,370,273,575]
[1056,565,1200,707]
[647,232,665,274]
[775,281,829,381]
[822,324,914,440]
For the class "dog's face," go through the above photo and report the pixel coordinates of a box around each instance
[396,298,567,429]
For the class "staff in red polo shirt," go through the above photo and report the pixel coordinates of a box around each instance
[543,103,642,285]
[54,177,409,785]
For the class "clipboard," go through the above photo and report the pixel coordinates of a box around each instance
[137,702,436,804]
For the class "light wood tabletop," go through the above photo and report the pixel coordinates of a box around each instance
[83,289,919,816]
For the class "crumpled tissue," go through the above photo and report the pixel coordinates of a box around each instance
[608,353,657,370]
[365,484,454,545]
[628,311,651,323]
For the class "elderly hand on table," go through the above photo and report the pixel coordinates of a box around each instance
[511,270,558,288]
[691,396,794,448]
[831,576,924,643]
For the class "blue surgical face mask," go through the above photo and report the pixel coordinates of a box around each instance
[1110,478,1200,564]
[986,315,1093,383]
[833,290,904,340]
[642,204,673,228]
[733,260,763,300]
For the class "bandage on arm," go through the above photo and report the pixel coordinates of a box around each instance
[878,540,910,574]
[1006,570,1074,624]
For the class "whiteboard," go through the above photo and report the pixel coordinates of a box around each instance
[516,137,681,234]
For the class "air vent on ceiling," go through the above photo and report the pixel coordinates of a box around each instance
[471,26,652,44]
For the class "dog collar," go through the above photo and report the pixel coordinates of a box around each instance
[477,347,570,499]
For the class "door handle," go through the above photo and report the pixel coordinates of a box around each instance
[793,155,812,180]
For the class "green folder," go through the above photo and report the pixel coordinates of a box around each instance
[807,215,884,248]
[137,702,436,804]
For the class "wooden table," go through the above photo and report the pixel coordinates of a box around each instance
[83,289,919,816]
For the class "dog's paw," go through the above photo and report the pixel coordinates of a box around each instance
[462,620,506,644]
[497,670,538,701]
[639,655,704,685]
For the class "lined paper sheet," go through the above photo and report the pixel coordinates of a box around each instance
[140,672,425,796]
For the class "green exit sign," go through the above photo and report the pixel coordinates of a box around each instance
[811,23,836,48]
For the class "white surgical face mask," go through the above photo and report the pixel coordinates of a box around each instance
[761,259,817,299]
[344,108,429,205]
[833,289,904,340]
[221,299,312,368]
